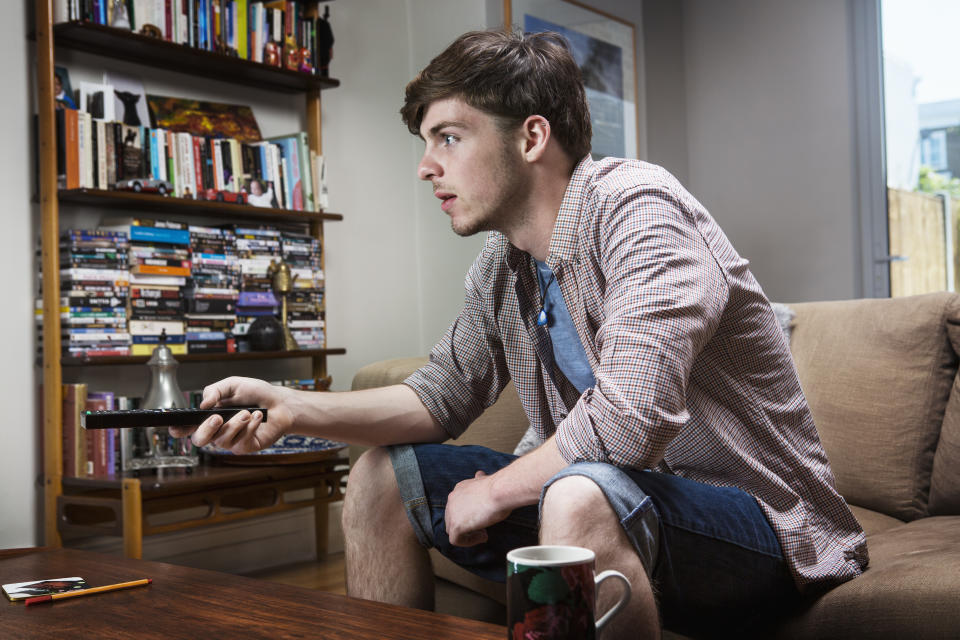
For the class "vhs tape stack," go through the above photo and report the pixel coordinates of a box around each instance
[50,229,131,358]
[100,218,190,355]
[281,230,325,349]
[234,226,281,339]
[184,225,240,354]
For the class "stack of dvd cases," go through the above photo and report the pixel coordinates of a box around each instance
[52,229,131,358]
[184,225,240,353]
[281,230,325,349]
[99,218,190,355]
[234,226,282,336]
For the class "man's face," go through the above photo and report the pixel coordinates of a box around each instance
[417,98,530,237]
[251,180,263,195]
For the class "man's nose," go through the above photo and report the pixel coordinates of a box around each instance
[418,152,440,181]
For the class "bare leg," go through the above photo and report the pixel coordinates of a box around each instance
[342,447,434,609]
[540,475,660,640]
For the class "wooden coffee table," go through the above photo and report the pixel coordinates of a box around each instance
[0,548,505,639]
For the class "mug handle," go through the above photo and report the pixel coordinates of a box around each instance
[594,570,632,632]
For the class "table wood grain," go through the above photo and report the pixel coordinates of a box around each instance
[0,548,505,639]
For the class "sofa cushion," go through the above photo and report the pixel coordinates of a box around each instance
[773,516,960,639]
[847,505,903,537]
[930,337,960,514]
[788,293,960,521]
[431,549,506,606]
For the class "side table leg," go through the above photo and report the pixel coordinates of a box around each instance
[122,479,143,559]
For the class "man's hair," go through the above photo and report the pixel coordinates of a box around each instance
[401,30,592,161]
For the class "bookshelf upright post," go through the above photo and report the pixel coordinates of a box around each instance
[37,0,65,549]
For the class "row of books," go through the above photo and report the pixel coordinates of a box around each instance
[59,380,321,477]
[57,107,328,213]
[57,1,333,76]
[60,384,149,477]
[39,219,325,358]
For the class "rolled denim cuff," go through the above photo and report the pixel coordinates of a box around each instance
[387,444,434,549]
[540,462,661,577]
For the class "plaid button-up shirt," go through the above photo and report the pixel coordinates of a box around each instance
[405,156,868,590]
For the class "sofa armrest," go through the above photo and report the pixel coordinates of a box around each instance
[350,356,530,455]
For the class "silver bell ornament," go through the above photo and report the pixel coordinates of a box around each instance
[144,331,187,410]
[122,331,198,470]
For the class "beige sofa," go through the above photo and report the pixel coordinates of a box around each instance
[350,293,960,638]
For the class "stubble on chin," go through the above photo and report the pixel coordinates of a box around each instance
[450,216,483,237]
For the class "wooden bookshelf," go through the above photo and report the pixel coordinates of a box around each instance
[51,21,341,93]
[34,3,346,553]
[58,188,343,222]
[61,348,346,366]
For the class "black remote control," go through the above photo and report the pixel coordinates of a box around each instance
[81,407,268,429]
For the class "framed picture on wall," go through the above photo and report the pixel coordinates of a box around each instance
[505,0,638,159]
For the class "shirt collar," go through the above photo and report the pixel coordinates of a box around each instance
[504,154,594,272]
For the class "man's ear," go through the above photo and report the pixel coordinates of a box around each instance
[520,115,551,163]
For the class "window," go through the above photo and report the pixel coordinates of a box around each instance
[879,0,960,296]
[920,130,947,172]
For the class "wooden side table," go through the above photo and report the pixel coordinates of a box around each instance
[56,456,348,559]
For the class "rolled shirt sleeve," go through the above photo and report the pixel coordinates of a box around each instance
[554,185,730,469]
[403,241,512,439]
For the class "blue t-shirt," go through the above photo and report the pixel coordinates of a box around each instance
[534,259,596,393]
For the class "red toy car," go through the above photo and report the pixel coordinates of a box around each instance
[204,188,247,204]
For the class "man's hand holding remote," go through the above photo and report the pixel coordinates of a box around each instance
[169,376,296,454]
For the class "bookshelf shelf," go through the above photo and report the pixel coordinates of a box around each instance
[51,21,341,94]
[61,347,346,366]
[58,189,343,222]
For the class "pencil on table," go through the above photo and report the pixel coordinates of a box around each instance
[24,578,152,606]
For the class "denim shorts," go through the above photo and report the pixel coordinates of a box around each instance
[388,443,801,637]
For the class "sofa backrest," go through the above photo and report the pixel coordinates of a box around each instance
[788,292,960,520]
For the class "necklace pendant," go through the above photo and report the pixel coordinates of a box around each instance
[537,308,549,327]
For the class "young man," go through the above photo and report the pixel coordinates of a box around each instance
[171,30,867,638]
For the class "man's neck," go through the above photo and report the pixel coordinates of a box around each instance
[503,158,575,262]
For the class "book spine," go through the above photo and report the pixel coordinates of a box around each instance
[237,0,248,59]
[132,342,187,356]
[288,138,302,210]
[192,136,204,195]
[280,155,290,210]
[97,120,108,189]
[128,226,191,244]
[165,0,173,40]
[112,122,123,182]
[65,108,79,190]
[76,112,86,189]
[150,129,160,180]
[105,124,116,187]
[134,264,192,277]
[271,143,283,208]
[61,383,87,477]
[297,131,314,212]
[129,319,186,334]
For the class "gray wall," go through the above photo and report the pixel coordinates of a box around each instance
[0,0,39,550]
[645,0,862,303]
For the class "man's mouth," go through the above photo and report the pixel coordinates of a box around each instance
[435,191,457,212]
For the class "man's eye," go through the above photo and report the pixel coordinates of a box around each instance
[442,134,458,146]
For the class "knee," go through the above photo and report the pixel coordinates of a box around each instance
[343,447,400,530]
[540,474,609,531]
[349,446,394,487]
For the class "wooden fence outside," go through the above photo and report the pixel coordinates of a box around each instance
[887,188,957,297]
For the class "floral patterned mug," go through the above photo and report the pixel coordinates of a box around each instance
[506,545,631,639]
